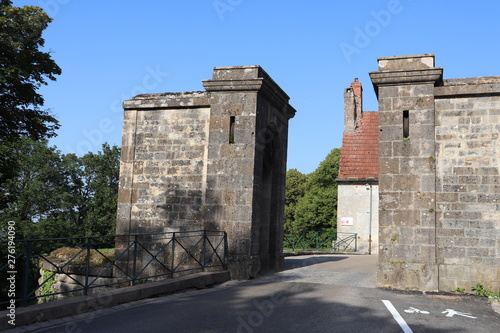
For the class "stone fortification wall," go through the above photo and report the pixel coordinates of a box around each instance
[435,81,500,292]
[371,54,499,293]
[371,54,440,291]
[118,92,210,235]
[117,66,295,279]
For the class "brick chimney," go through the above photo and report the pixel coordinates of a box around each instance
[344,78,363,133]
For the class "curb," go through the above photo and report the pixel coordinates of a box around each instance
[1,271,230,331]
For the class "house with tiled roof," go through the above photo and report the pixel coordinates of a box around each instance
[336,78,379,255]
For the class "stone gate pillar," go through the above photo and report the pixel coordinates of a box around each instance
[116,66,295,279]
[370,54,443,290]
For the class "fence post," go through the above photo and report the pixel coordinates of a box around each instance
[223,231,228,270]
[171,232,176,276]
[202,230,207,272]
[132,234,138,285]
[84,237,91,295]
[21,241,32,306]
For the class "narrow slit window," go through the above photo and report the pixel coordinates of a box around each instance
[403,110,409,139]
[229,116,235,144]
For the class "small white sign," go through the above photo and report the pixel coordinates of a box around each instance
[340,217,353,226]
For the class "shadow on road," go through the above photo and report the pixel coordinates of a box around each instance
[35,279,473,333]
[283,255,349,271]
[27,254,498,333]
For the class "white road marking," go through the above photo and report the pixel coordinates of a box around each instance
[442,309,477,319]
[382,300,414,333]
[404,307,430,314]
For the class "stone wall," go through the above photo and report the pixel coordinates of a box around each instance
[38,261,114,302]
[370,54,499,292]
[117,66,295,279]
[435,86,500,292]
[118,93,210,235]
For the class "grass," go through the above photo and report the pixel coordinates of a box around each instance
[49,247,115,265]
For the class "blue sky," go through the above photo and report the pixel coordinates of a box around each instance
[13,0,500,174]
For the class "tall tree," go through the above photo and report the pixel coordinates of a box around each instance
[284,168,307,233]
[293,148,341,231]
[0,1,61,199]
[0,0,61,141]
[0,137,68,239]
[77,144,121,236]
[0,139,120,240]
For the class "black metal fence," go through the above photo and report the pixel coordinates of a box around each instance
[284,231,357,252]
[0,230,227,307]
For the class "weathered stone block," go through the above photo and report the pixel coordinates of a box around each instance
[379,125,402,142]
[379,157,399,174]
[393,175,420,192]
[378,54,435,71]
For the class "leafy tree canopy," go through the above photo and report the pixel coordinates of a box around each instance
[284,168,307,233]
[0,138,120,240]
[0,0,61,141]
[285,148,341,233]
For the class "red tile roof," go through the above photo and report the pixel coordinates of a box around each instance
[338,112,379,180]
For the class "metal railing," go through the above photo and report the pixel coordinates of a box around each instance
[0,230,227,307]
[284,231,357,252]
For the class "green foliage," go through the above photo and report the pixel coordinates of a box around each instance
[451,287,465,293]
[0,1,61,141]
[38,268,57,303]
[0,1,61,203]
[79,144,120,236]
[471,283,500,298]
[285,148,341,233]
[49,247,115,265]
[0,137,66,239]
[284,169,307,233]
[0,138,120,239]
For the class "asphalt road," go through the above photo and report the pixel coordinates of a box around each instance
[18,255,500,332]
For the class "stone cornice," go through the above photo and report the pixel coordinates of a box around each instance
[435,77,500,97]
[369,68,443,97]
[370,68,443,85]
[123,91,210,110]
[203,67,296,119]
[122,66,296,119]
[202,78,265,92]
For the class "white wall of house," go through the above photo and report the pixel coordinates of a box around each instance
[337,183,379,255]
